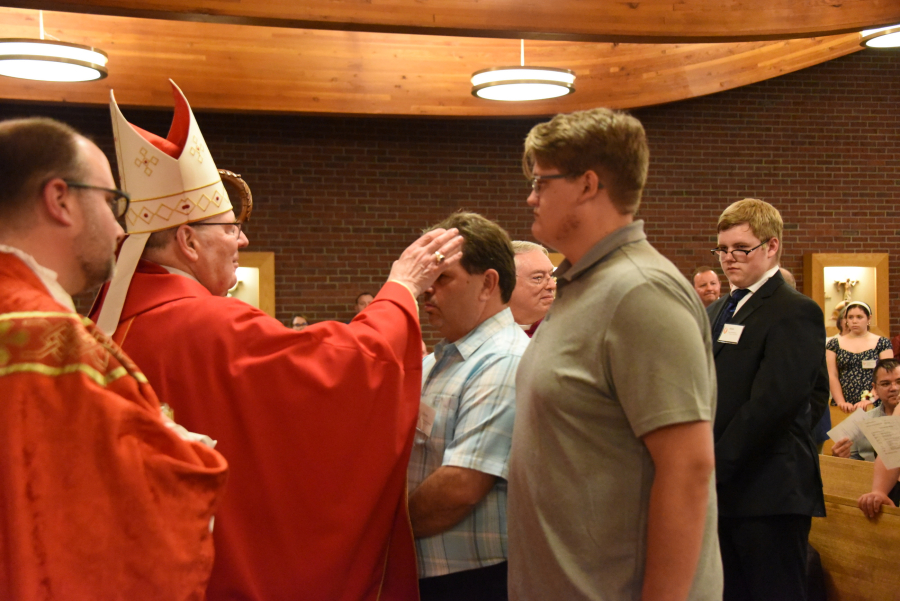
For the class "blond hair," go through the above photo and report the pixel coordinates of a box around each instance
[523,108,649,215]
[717,198,783,260]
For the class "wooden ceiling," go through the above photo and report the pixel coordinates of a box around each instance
[1,2,898,117]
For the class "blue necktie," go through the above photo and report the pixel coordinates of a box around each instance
[712,289,750,341]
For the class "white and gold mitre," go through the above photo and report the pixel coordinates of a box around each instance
[110,79,232,233]
[96,80,232,336]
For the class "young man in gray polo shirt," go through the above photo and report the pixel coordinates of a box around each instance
[507,108,723,601]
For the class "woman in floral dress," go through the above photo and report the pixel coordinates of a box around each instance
[826,301,893,413]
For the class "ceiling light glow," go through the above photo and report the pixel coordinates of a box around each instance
[471,40,576,102]
[860,24,900,49]
[471,67,575,102]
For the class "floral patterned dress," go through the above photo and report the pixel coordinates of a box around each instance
[826,336,892,405]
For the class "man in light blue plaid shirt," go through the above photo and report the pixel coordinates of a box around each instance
[408,212,529,601]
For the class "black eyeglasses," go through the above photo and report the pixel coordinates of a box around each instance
[529,173,576,196]
[529,173,570,191]
[528,172,600,196]
[710,241,768,261]
[64,181,130,219]
[187,221,246,239]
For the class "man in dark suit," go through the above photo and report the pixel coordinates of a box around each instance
[708,198,826,601]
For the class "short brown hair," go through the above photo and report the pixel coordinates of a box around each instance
[523,108,649,215]
[0,117,89,225]
[875,358,900,381]
[845,301,871,318]
[429,212,516,303]
[716,198,783,260]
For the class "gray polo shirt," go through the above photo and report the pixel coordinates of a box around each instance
[508,220,723,600]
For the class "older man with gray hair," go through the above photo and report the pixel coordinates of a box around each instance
[90,82,465,600]
[508,240,556,337]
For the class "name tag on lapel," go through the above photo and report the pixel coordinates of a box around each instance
[862,359,877,370]
[718,324,745,345]
[416,402,437,437]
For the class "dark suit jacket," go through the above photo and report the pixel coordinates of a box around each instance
[709,272,827,518]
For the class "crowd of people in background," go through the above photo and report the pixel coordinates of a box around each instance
[4,87,900,601]
[286,292,380,329]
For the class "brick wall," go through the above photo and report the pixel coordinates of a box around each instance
[637,49,900,337]
[3,48,898,343]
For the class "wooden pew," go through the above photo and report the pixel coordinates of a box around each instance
[819,454,874,499]
[811,455,900,600]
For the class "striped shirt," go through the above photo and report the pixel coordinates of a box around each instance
[408,307,529,577]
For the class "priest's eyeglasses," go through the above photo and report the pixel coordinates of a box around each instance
[64,181,130,219]
[519,272,556,287]
[188,221,246,239]
[710,241,768,261]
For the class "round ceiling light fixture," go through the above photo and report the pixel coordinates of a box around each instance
[471,66,576,101]
[471,41,575,102]
[0,11,108,82]
[860,24,900,49]
[0,39,108,82]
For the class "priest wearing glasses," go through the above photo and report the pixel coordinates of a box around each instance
[90,81,464,601]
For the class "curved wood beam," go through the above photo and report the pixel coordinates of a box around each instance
[0,9,865,117]
[12,0,900,43]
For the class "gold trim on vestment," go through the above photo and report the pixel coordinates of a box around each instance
[0,362,130,387]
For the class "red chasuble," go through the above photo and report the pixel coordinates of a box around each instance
[90,261,421,601]
[0,254,228,601]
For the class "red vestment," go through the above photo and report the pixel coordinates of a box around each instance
[0,254,228,601]
[89,261,421,601]
[524,318,542,338]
